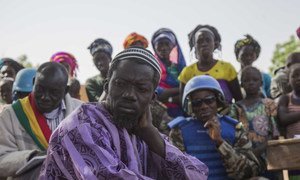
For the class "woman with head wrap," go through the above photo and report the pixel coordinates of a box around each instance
[123,32,148,49]
[86,38,113,102]
[234,34,272,98]
[50,51,78,78]
[0,58,24,79]
[50,52,81,100]
[151,28,186,118]
[178,24,242,106]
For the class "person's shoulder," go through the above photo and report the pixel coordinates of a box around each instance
[220,115,242,129]
[273,66,286,76]
[68,94,84,105]
[183,62,198,70]
[86,74,102,83]
[217,59,233,66]
[79,102,102,112]
[278,93,290,105]
[262,98,276,105]
[261,72,272,80]
[58,103,103,131]
[0,104,14,120]
[216,60,236,70]
[168,116,192,129]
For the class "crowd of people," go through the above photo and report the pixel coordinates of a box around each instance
[0,25,299,179]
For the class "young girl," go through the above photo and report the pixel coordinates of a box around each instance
[234,34,272,98]
[178,24,242,104]
[86,38,113,102]
[278,62,300,138]
[229,66,279,176]
[151,28,186,117]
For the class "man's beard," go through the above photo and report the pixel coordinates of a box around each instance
[112,112,139,130]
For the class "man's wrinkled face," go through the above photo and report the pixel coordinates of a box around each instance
[190,90,218,123]
[106,59,155,130]
[33,72,67,113]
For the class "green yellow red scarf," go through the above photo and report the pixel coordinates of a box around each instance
[12,94,51,150]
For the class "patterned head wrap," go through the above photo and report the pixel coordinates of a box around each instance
[151,28,186,87]
[152,28,177,48]
[297,27,300,39]
[234,34,261,60]
[111,47,161,80]
[50,52,78,77]
[123,32,148,49]
[88,38,113,57]
[0,58,24,74]
[0,77,14,83]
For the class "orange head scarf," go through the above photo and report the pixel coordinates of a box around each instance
[123,32,148,49]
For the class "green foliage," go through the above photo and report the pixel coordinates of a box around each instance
[16,54,33,68]
[269,36,300,76]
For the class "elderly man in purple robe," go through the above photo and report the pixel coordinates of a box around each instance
[39,47,208,180]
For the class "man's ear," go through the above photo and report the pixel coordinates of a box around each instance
[260,80,263,87]
[103,79,109,93]
[214,41,220,51]
[152,92,157,100]
[32,77,35,86]
[65,86,69,95]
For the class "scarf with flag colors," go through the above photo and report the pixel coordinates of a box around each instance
[12,94,51,150]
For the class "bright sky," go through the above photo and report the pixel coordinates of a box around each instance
[0,0,299,83]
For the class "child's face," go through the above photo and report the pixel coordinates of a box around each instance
[286,53,300,69]
[0,81,13,104]
[0,65,17,79]
[289,64,300,93]
[195,31,215,60]
[241,70,262,96]
[154,38,174,60]
[238,45,257,67]
[93,52,111,74]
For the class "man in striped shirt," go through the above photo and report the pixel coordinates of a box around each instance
[0,62,82,179]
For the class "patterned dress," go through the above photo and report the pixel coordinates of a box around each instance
[230,99,279,148]
[229,98,279,176]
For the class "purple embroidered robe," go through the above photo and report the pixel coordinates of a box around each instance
[39,103,208,180]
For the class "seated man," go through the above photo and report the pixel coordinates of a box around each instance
[168,75,261,179]
[39,47,208,179]
[0,62,82,178]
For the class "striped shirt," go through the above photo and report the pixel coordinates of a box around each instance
[43,100,66,132]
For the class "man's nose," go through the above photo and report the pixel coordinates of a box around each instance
[41,91,51,100]
[122,86,136,100]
